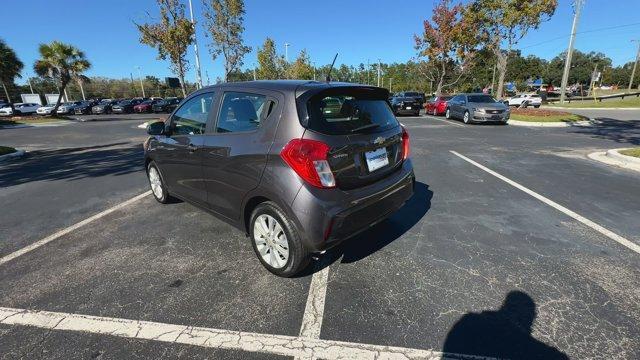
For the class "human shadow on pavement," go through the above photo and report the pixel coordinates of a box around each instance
[297,181,432,277]
[568,117,640,145]
[0,142,143,187]
[442,291,569,360]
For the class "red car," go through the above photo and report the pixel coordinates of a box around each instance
[133,99,160,113]
[424,95,452,116]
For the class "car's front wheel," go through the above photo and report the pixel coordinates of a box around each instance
[147,162,171,204]
[463,111,471,124]
[445,108,451,119]
[249,202,310,277]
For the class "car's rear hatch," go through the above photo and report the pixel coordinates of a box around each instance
[297,86,406,190]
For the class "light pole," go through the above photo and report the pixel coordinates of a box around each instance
[560,0,585,103]
[136,66,146,98]
[284,43,290,62]
[188,0,203,89]
[312,62,316,81]
[628,40,640,92]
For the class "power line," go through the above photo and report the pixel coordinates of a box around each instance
[521,21,640,50]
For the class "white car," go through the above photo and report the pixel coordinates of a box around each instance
[506,94,542,108]
[0,103,41,116]
[36,104,58,115]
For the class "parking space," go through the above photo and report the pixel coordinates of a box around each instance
[1,111,639,359]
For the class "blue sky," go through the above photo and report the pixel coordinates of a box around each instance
[3,0,640,84]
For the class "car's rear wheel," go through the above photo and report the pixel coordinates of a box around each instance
[534,105,540,108]
[249,202,310,277]
[463,111,470,124]
[147,162,171,204]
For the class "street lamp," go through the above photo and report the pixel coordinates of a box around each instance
[135,66,146,98]
[284,43,290,62]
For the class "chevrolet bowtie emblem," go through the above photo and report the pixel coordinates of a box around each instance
[373,136,385,145]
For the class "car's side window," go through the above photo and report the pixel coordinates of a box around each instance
[216,91,269,133]
[171,93,214,136]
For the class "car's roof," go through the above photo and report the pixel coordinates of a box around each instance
[199,80,382,95]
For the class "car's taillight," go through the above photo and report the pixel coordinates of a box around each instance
[401,125,410,160]
[280,139,336,188]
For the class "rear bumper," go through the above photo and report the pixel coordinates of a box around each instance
[395,108,420,115]
[290,159,415,252]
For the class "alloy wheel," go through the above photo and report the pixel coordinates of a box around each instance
[148,166,163,199]
[253,214,289,269]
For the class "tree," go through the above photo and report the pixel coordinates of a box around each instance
[414,0,479,95]
[256,38,282,79]
[202,0,251,82]
[287,49,314,80]
[34,41,91,114]
[136,0,194,97]
[467,0,557,98]
[70,60,91,100]
[0,39,24,103]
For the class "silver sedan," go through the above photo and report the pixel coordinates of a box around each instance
[445,93,510,124]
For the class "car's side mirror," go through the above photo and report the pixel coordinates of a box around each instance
[147,121,167,135]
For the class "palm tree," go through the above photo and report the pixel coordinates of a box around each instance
[33,41,91,114]
[0,39,24,103]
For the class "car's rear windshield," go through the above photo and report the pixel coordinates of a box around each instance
[468,95,496,103]
[306,90,398,135]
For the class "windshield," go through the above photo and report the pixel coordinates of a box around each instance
[118,100,131,105]
[468,95,496,103]
[307,92,399,135]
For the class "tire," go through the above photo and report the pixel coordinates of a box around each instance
[534,105,540,108]
[147,161,172,204]
[445,108,452,119]
[249,201,310,277]
[414,111,420,117]
[463,111,470,124]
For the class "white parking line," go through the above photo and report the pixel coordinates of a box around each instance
[423,114,465,127]
[450,151,640,255]
[0,191,152,266]
[0,307,489,360]
[298,264,329,339]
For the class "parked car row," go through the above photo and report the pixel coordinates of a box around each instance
[20,96,183,116]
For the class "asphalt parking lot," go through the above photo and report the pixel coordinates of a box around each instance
[1,111,639,359]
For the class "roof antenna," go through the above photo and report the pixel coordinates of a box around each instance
[325,53,338,82]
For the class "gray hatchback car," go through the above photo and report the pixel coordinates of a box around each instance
[144,81,415,276]
[445,93,510,124]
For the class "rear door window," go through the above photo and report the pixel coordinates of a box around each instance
[216,91,271,133]
[306,92,398,135]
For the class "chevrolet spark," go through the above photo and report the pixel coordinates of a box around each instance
[144,81,415,277]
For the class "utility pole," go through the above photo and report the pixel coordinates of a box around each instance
[284,43,290,62]
[253,65,257,81]
[313,62,316,81]
[188,0,203,89]
[390,78,393,93]
[490,63,497,95]
[366,59,370,85]
[628,40,640,92]
[136,66,146,98]
[560,0,585,103]
[377,59,381,87]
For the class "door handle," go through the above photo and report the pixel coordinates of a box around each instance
[187,143,198,152]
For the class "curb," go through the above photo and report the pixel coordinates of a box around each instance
[588,148,640,172]
[542,106,640,110]
[0,149,25,162]
[0,120,73,129]
[507,118,597,127]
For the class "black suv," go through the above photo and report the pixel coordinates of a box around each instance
[144,81,415,276]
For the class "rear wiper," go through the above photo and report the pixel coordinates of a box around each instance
[350,123,380,133]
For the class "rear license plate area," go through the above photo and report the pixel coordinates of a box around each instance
[365,147,389,172]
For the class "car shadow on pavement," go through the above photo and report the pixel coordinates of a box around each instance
[299,181,432,276]
[442,290,569,360]
[0,142,143,187]
[568,117,640,145]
